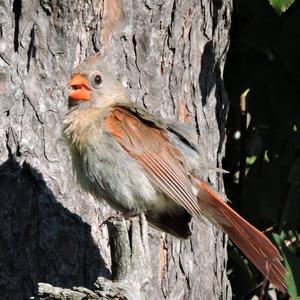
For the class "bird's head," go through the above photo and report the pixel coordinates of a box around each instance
[68,55,129,110]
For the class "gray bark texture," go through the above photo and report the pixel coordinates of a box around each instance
[0,0,232,299]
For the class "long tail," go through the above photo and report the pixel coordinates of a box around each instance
[196,179,287,292]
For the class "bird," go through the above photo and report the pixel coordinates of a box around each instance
[63,54,287,292]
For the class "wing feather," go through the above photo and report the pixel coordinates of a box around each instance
[139,152,202,216]
[105,106,200,216]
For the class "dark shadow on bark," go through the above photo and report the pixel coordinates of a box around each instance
[215,65,229,153]
[212,0,224,32]
[199,41,216,107]
[0,155,110,299]
[200,41,229,153]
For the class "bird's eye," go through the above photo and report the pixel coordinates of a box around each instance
[94,74,102,85]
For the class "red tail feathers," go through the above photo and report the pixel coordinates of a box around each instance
[196,180,287,292]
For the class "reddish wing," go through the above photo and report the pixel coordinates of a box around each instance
[105,106,287,292]
[105,106,202,217]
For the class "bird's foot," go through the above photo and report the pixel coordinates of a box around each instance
[121,211,140,220]
[99,211,140,227]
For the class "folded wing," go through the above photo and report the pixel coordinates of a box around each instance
[105,105,286,292]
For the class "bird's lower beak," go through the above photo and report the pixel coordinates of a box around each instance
[69,74,91,101]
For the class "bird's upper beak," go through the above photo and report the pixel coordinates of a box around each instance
[69,74,91,101]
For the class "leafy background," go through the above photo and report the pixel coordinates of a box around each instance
[224,0,300,298]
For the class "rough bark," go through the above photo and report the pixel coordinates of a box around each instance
[0,0,232,299]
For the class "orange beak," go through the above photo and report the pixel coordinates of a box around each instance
[69,74,91,101]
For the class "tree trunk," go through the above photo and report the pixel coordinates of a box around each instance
[0,0,232,299]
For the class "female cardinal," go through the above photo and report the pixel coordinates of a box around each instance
[63,55,286,291]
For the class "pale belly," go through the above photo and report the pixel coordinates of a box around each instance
[73,128,182,216]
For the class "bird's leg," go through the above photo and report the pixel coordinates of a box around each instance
[121,211,140,220]
[99,211,141,228]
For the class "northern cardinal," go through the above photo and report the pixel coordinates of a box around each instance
[63,55,286,291]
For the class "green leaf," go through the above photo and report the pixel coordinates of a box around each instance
[268,0,295,15]
[273,233,300,298]
[246,155,257,165]
[282,245,300,298]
